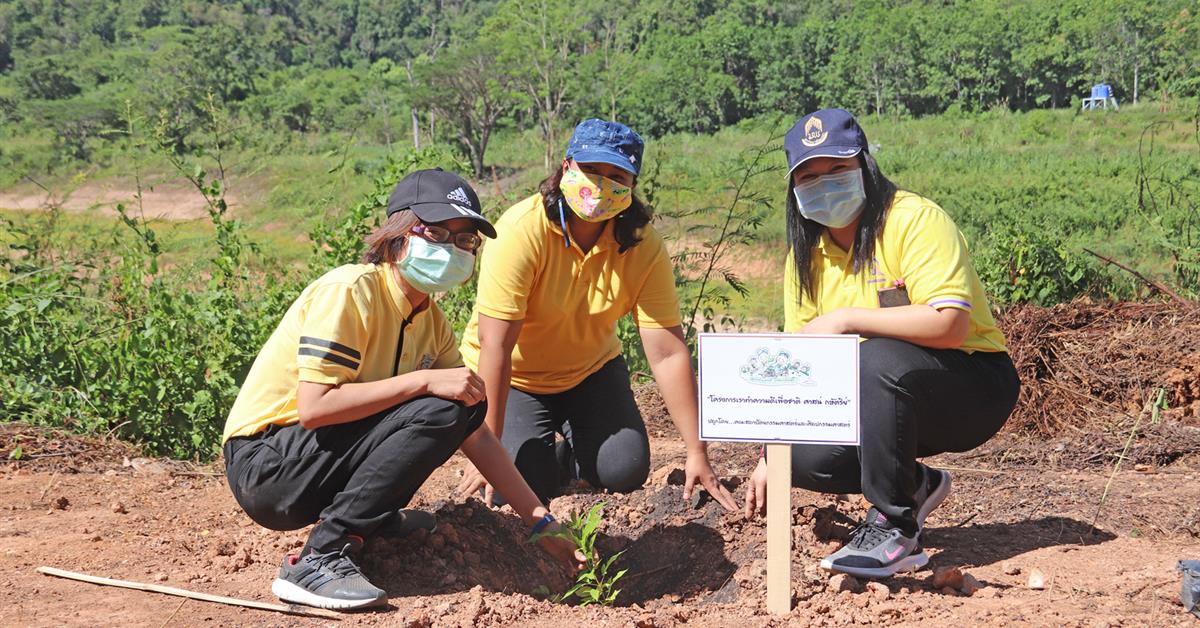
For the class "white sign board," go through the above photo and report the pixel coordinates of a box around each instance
[697,333,860,446]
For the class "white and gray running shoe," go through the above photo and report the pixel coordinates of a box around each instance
[271,542,386,610]
[820,508,928,579]
[914,464,952,531]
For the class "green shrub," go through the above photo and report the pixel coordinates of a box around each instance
[976,226,1112,306]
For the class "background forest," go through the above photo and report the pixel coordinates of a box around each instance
[1,0,1198,458]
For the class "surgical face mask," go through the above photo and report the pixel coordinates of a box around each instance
[397,236,475,293]
[559,164,633,222]
[792,168,867,229]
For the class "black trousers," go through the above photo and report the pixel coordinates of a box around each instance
[502,356,650,504]
[791,338,1020,535]
[224,396,485,553]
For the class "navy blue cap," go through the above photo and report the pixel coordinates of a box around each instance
[565,118,644,176]
[386,169,496,238]
[784,109,869,177]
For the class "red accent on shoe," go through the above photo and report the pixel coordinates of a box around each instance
[287,554,299,566]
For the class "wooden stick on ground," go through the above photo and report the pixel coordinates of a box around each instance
[37,566,343,620]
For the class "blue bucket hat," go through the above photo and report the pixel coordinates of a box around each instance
[783,108,869,178]
[565,118,644,176]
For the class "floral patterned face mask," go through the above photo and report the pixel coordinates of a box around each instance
[559,164,633,223]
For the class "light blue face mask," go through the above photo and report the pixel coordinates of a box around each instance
[793,168,867,229]
[397,236,475,294]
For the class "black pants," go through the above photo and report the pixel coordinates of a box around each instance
[502,356,650,504]
[224,396,485,553]
[791,338,1019,535]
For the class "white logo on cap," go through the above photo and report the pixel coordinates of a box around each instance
[447,187,471,205]
[451,204,482,218]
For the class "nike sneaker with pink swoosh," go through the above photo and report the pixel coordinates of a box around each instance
[819,508,927,578]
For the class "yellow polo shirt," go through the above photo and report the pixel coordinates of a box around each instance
[459,194,682,394]
[223,263,463,441]
[783,191,1007,353]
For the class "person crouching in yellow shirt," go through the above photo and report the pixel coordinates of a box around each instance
[455,119,737,511]
[222,169,582,611]
[743,109,1020,579]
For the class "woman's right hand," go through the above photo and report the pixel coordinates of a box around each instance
[424,367,486,406]
[536,521,587,572]
[744,457,768,518]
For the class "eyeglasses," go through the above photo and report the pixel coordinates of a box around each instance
[412,224,482,252]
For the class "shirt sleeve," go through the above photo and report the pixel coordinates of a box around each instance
[633,236,683,329]
[783,248,818,332]
[296,282,369,384]
[895,204,976,313]
[473,213,540,322]
[432,311,465,369]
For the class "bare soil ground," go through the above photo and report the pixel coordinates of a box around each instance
[2,424,1198,627]
[3,301,1200,626]
[0,178,247,220]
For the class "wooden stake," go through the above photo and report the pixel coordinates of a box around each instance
[766,443,792,614]
[37,566,343,620]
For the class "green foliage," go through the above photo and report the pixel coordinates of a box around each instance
[531,502,627,606]
[975,226,1111,306]
[657,124,782,350]
[0,101,297,459]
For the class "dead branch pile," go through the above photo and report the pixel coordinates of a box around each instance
[999,300,1200,435]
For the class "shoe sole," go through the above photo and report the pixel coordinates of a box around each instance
[819,550,929,579]
[916,470,952,530]
[271,578,386,610]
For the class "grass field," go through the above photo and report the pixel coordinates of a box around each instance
[4,102,1197,325]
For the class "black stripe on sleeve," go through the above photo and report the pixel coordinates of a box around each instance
[298,347,360,370]
[298,336,362,360]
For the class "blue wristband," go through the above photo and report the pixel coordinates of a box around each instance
[530,513,555,536]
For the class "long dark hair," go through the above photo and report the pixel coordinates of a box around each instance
[539,166,651,253]
[786,152,898,300]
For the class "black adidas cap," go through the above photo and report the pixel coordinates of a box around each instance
[385,169,496,238]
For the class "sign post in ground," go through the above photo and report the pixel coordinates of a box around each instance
[697,333,860,615]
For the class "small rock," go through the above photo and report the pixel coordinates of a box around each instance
[52,496,69,510]
[110,502,126,514]
[866,581,889,601]
[829,573,861,593]
[940,586,958,596]
[960,573,982,596]
[89,534,102,542]
[1027,568,1046,590]
[649,466,686,486]
[154,573,168,582]
[1001,561,1020,575]
[932,566,964,590]
[430,533,446,549]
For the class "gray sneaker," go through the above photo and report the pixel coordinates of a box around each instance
[820,508,928,579]
[271,543,386,610]
[914,464,952,531]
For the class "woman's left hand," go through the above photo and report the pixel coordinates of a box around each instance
[684,450,738,511]
[800,310,851,335]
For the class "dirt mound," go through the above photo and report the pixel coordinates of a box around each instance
[990,300,1200,435]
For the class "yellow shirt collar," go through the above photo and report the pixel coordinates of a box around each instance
[381,263,425,319]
